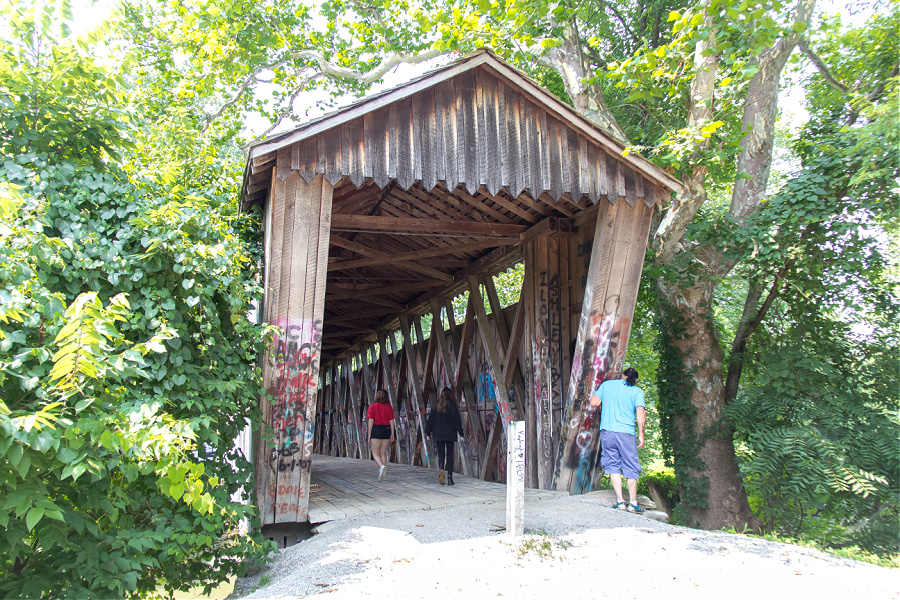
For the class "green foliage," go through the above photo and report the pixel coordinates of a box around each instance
[0,2,273,597]
[729,335,898,556]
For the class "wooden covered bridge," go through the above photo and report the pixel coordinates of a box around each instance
[240,49,682,527]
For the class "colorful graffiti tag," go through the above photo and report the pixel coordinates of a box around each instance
[265,317,322,520]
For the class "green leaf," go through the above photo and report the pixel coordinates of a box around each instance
[25,506,44,531]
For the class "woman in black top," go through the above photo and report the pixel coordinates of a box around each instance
[425,387,464,486]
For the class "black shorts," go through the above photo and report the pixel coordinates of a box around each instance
[371,424,391,439]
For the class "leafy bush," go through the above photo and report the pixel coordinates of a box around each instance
[729,338,899,558]
[0,3,273,597]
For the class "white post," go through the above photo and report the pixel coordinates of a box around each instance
[506,420,526,536]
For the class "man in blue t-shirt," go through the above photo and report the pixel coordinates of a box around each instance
[589,367,646,513]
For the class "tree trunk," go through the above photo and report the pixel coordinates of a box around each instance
[658,279,760,531]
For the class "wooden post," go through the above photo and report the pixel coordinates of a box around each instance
[399,315,431,467]
[344,355,368,460]
[553,197,655,493]
[506,420,526,537]
[468,276,515,481]
[257,172,333,526]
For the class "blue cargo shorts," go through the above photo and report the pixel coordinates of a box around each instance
[599,429,642,479]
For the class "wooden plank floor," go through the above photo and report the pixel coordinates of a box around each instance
[307,454,566,523]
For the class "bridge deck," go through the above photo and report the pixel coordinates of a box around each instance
[307,454,566,523]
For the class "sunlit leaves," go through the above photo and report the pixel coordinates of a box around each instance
[0,2,273,597]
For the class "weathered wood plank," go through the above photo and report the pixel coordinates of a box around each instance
[348,118,365,188]
[399,316,431,467]
[396,98,414,191]
[370,106,390,189]
[467,277,513,429]
[483,71,501,197]
[298,137,316,183]
[440,79,459,192]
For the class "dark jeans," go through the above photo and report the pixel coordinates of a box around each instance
[436,441,455,473]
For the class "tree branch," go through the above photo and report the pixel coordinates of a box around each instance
[288,48,444,85]
[602,1,640,47]
[797,37,848,94]
[247,72,326,145]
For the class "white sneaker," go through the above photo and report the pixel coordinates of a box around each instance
[378,465,386,481]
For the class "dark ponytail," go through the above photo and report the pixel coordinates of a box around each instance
[623,367,639,387]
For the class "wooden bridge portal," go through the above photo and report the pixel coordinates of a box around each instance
[240,49,682,526]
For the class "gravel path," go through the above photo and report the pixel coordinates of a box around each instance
[233,492,898,599]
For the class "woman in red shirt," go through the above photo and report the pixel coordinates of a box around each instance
[366,389,395,481]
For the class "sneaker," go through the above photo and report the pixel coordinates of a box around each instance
[378,465,386,481]
[612,501,627,510]
[627,503,644,514]
[438,469,445,485]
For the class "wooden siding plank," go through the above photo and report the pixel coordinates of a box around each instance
[348,118,365,188]
[539,109,551,197]
[340,123,351,179]
[277,146,290,181]
[483,72,501,197]
[520,95,534,196]
[606,153,619,204]
[475,68,488,196]
[548,116,565,203]
[290,141,300,171]
[298,137,316,183]
[568,128,582,201]
[498,81,510,193]
[440,79,459,192]
[388,102,399,183]
[419,88,438,192]
[624,165,637,206]
[396,98,414,191]
[507,91,524,199]
[410,94,423,185]
[370,106,390,189]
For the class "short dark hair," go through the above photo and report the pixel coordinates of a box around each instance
[623,367,639,386]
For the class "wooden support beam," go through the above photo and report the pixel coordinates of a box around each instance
[327,296,405,311]
[259,173,333,526]
[554,198,654,493]
[331,214,528,237]
[329,234,454,282]
[343,355,368,461]
[482,277,526,423]
[467,276,515,480]
[326,280,447,300]
[454,295,476,395]
[327,239,514,272]
[399,316,431,467]
[417,316,438,405]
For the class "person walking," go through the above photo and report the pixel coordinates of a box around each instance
[425,387,464,486]
[366,389,395,481]
[589,367,646,513]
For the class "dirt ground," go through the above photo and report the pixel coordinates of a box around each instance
[231,491,898,600]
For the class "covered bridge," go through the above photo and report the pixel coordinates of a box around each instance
[240,49,682,527]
